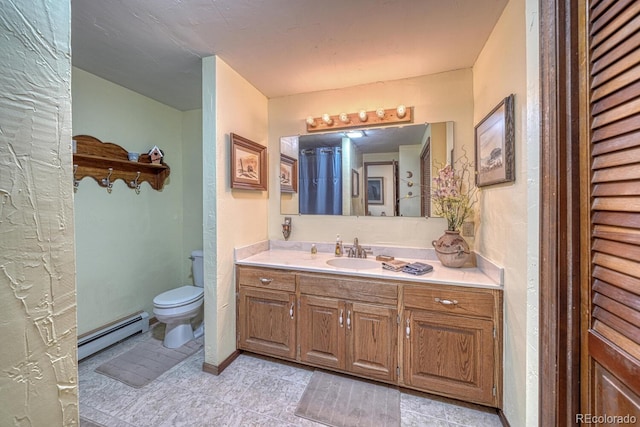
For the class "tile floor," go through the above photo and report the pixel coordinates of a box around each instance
[79,326,503,427]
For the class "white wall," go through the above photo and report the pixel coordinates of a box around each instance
[202,56,269,365]
[268,69,475,247]
[182,109,204,278]
[0,1,78,424]
[72,68,191,335]
[472,0,539,425]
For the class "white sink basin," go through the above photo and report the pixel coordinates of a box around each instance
[326,258,380,270]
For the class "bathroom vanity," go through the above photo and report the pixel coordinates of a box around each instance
[235,244,503,408]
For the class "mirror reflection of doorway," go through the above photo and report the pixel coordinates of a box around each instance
[364,161,398,216]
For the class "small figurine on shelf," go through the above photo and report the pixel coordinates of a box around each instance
[148,146,164,164]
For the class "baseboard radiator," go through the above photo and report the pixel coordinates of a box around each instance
[78,311,149,360]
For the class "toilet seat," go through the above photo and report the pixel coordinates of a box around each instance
[153,285,203,308]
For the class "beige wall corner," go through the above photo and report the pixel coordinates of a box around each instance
[473,0,540,425]
[0,1,78,425]
[202,56,269,366]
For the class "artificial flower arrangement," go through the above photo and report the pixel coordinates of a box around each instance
[432,151,477,232]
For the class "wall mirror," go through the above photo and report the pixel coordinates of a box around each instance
[280,122,453,217]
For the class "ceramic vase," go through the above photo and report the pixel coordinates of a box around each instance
[432,230,470,268]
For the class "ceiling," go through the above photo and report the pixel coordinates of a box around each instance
[71,0,508,111]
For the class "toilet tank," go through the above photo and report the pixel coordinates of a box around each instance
[191,250,204,288]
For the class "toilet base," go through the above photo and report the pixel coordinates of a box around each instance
[162,320,194,348]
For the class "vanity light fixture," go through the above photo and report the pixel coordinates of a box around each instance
[305,105,413,133]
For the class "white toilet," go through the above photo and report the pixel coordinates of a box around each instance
[153,250,204,348]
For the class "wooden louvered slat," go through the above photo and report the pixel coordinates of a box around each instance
[592,34,640,82]
[593,211,640,228]
[592,146,640,169]
[593,239,640,261]
[594,294,640,332]
[593,306,640,343]
[594,280,640,310]
[593,181,640,196]
[594,265,640,298]
[591,0,619,23]
[591,115,640,142]
[592,10,640,63]
[593,225,640,245]
[592,197,640,212]
[592,97,640,128]
[592,65,640,103]
[592,129,640,155]
[593,320,640,360]
[590,0,634,38]
[592,74,640,116]
[593,252,640,279]
[592,163,640,182]
[591,1,640,51]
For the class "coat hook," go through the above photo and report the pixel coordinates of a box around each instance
[129,171,141,194]
[73,164,79,192]
[102,167,113,193]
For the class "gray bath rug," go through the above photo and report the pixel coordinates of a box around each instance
[295,371,400,427]
[95,337,201,388]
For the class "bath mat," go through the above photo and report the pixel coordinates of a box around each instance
[295,371,400,427]
[95,337,201,388]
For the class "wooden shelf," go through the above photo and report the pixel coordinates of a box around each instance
[72,135,170,191]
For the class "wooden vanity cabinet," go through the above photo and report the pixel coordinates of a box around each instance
[236,266,297,360]
[298,273,398,382]
[402,285,503,407]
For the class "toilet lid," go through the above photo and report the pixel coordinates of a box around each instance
[154,286,203,308]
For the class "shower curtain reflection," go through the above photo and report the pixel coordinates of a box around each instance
[299,147,342,215]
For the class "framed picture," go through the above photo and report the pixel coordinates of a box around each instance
[351,169,360,197]
[230,133,267,190]
[280,154,297,193]
[474,94,515,187]
[367,177,384,204]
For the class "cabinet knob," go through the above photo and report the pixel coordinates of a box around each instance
[259,277,273,285]
[434,297,458,305]
[405,318,410,339]
[290,302,294,319]
[347,310,351,330]
[339,309,344,327]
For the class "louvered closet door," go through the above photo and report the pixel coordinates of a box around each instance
[586,0,640,418]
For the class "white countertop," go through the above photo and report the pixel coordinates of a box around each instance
[235,242,503,290]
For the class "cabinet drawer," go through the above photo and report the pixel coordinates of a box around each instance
[299,273,397,305]
[237,266,296,292]
[403,286,497,320]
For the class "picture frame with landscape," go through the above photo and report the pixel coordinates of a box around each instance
[474,94,515,187]
[230,133,267,191]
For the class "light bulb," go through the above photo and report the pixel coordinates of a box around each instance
[358,110,368,122]
[396,104,406,118]
[339,112,349,123]
[376,108,385,119]
[322,113,333,125]
[306,116,316,127]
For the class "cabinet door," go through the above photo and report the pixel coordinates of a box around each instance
[238,287,296,360]
[346,302,398,382]
[299,295,346,370]
[403,309,496,406]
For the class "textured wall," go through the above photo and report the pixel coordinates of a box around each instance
[0,1,78,425]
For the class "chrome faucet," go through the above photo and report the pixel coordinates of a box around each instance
[348,237,372,258]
